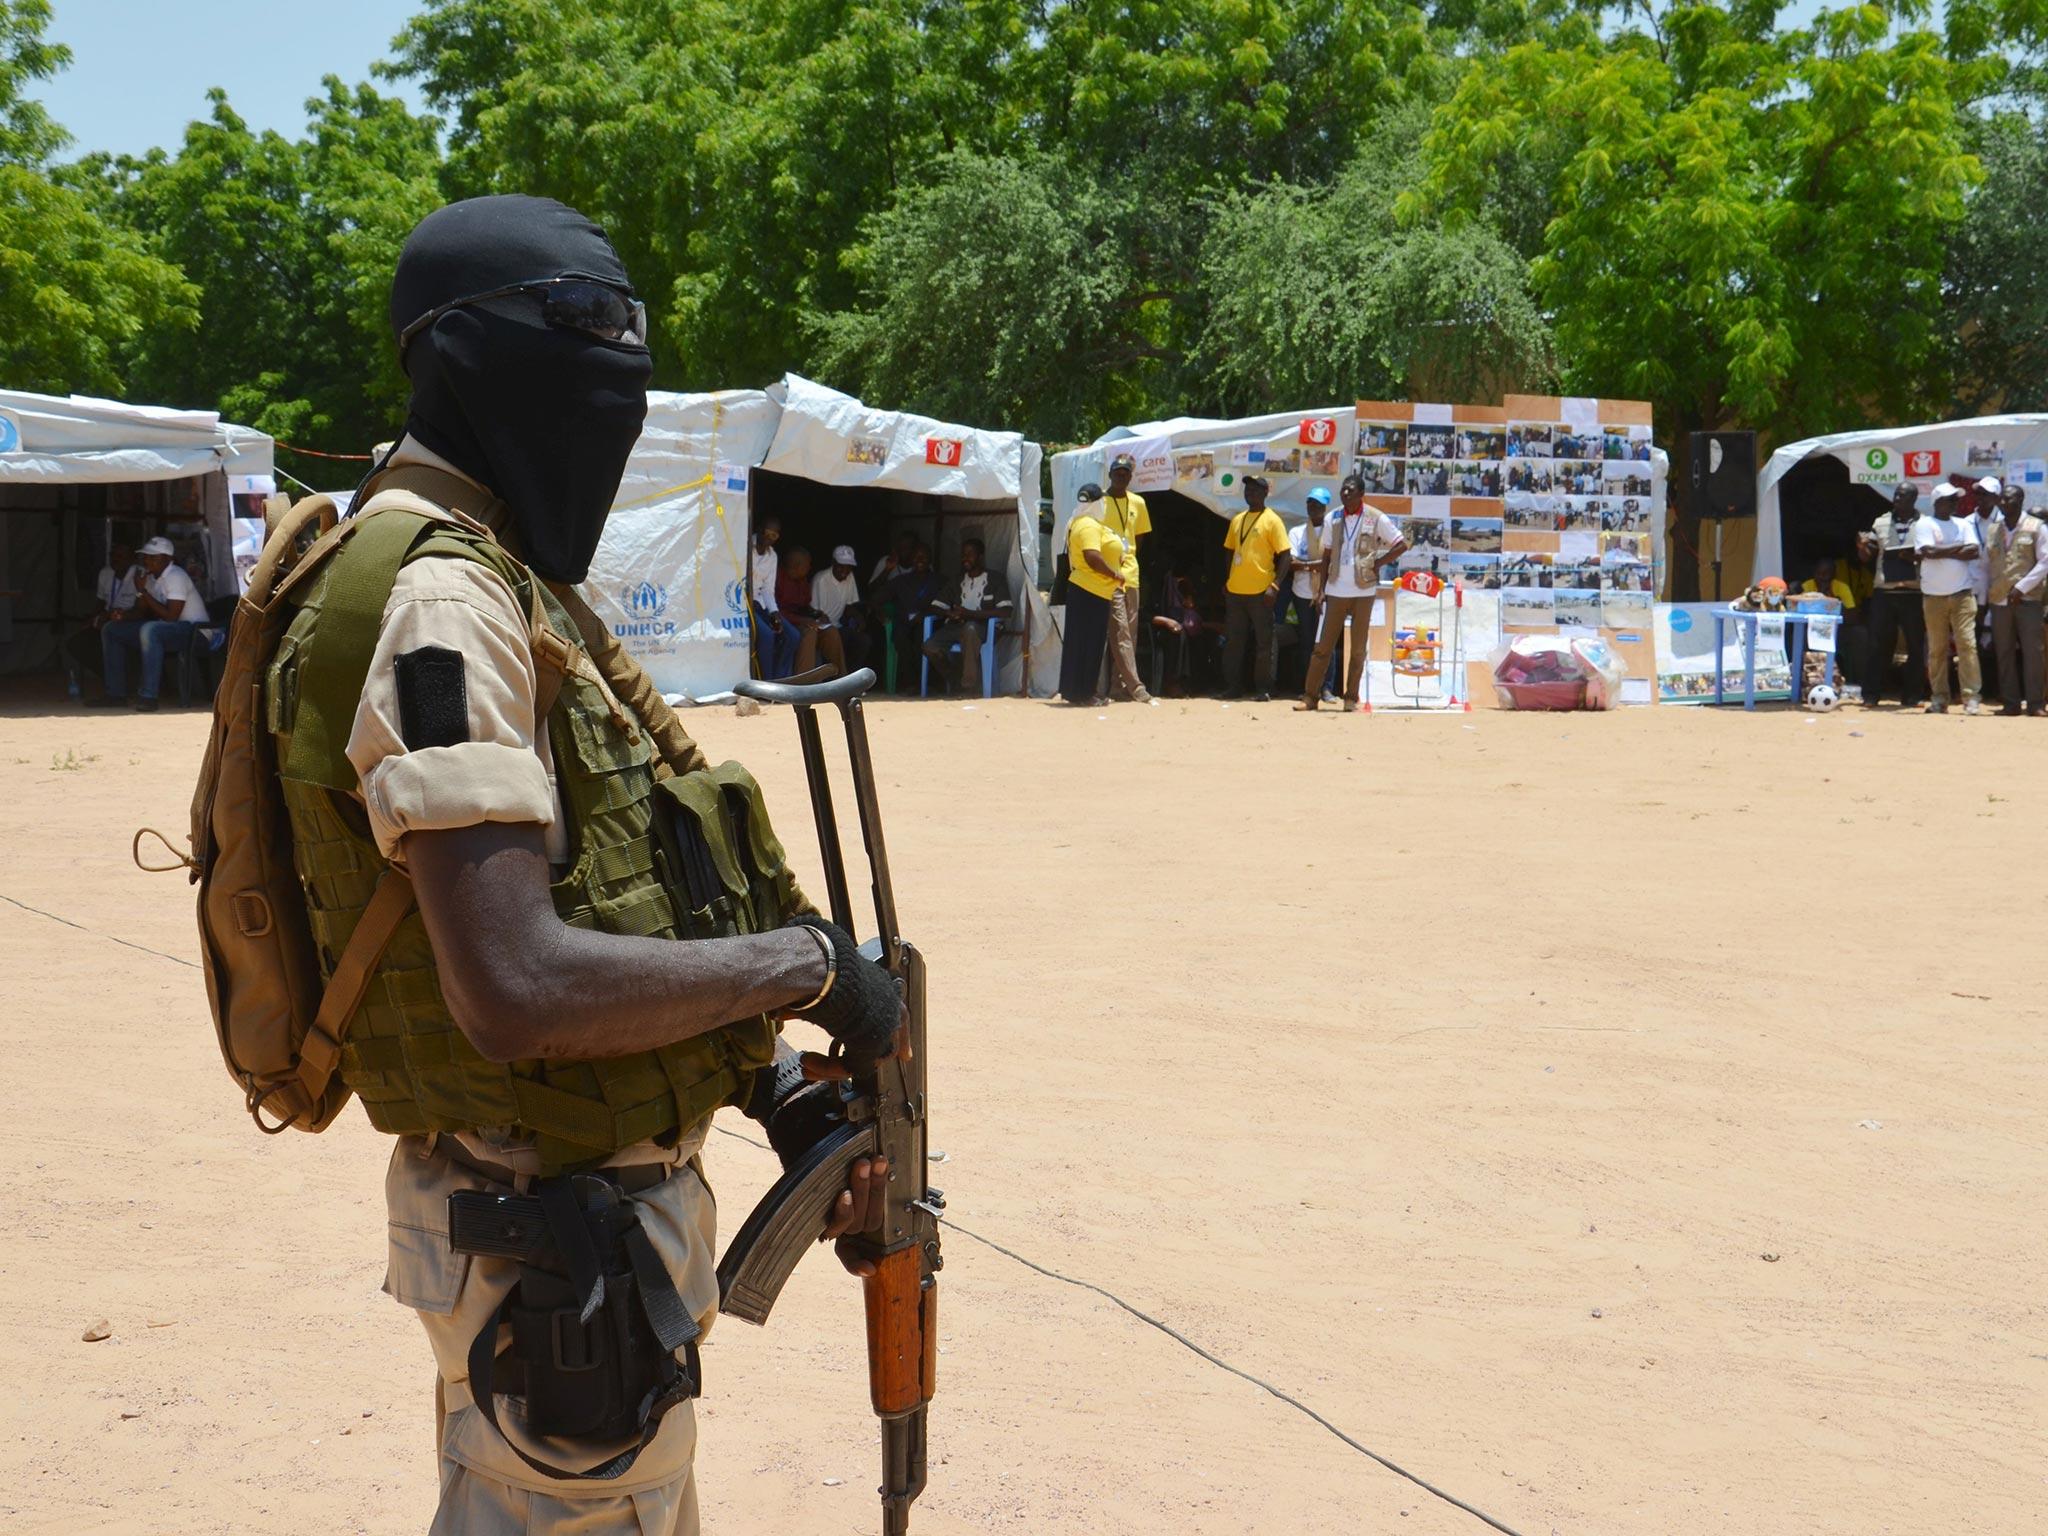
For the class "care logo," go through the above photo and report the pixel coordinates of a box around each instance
[620,580,670,622]
[1299,417,1337,446]
[925,437,963,467]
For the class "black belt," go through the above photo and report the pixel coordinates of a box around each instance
[433,1137,675,1195]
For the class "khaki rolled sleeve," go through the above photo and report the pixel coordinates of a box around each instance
[346,554,566,865]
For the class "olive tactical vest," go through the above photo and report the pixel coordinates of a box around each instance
[267,499,788,1174]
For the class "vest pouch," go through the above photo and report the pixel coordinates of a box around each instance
[710,762,804,931]
[650,771,751,939]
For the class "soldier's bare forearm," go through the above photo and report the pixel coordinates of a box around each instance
[406,820,826,1063]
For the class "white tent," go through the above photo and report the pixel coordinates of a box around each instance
[0,389,272,673]
[1051,404,1669,696]
[1756,412,2048,581]
[582,374,1048,701]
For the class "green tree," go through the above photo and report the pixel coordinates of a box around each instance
[810,151,1150,442]
[0,0,194,397]
[94,79,442,458]
[1412,1,1982,594]
[1945,109,2048,414]
[1195,101,1554,416]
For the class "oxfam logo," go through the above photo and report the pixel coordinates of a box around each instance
[1865,449,1888,470]
[621,581,669,621]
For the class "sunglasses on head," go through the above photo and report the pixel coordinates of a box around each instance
[398,276,648,358]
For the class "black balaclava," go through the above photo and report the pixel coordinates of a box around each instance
[390,195,652,582]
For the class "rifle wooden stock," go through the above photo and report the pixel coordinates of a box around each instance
[862,1244,938,1415]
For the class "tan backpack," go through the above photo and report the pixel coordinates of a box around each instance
[157,471,718,1137]
[155,494,416,1133]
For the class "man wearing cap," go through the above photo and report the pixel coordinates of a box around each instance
[1279,487,1338,702]
[1858,483,1926,707]
[1099,453,1155,705]
[1985,484,2047,715]
[91,535,209,711]
[1915,482,1984,714]
[812,543,870,675]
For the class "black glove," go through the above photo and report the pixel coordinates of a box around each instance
[786,914,900,1061]
[741,1048,844,1169]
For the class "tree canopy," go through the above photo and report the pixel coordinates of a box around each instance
[2,0,2046,466]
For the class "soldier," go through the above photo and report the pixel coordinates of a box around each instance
[268,195,905,1534]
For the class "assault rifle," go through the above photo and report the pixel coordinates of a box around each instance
[716,668,941,1536]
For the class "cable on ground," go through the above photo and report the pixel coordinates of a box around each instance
[708,1121,1529,1536]
[1,891,201,969]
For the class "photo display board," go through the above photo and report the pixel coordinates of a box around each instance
[1496,394,1663,695]
[1352,401,1508,673]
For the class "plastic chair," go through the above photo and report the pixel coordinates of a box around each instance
[174,625,228,706]
[919,612,1005,698]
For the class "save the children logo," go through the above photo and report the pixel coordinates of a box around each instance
[1299,417,1337,446]
[1904,449,1941,477]
[925,437,963,467]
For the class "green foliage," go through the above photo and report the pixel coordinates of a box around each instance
[1945,110,2048,414]
[1195,102,1554,415]
[9,0,2048,466]
[0,1,193,396]
[810,152,1144,442]
[0,0,68,166]
[1412,2,1981,445]
[95,80,443,456]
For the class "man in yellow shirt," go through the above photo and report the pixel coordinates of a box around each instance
[1099,452,1155,705]
[1219,474,1292,700]
[1060,483,1125,704]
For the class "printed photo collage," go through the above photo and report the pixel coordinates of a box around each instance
[1496,417,1657,632]
[1353,417,1507,593]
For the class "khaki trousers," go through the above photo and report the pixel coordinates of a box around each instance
[384,1126,716,1535]
[1304,594,1376,703]
[1922,591,1981,703]
[1107,586,1146,699]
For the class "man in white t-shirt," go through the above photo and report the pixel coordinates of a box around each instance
[1280,487,1339,702]
[65,541,140,689]
[1296,473,1407,711]
[811,543,871,674]
[749,514,797,679]
[92,536,209,711]
[1915,484,1983,714]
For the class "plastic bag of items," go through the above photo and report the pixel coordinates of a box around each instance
[1491,634,1626,711]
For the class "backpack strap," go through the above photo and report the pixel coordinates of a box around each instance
[279,501,448,789]
[280,866,417,1124]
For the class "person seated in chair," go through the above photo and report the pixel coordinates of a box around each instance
[811,544,870,676]
[921,538,1010,695]
[774,545,845,677]
[92,536,207,711]
[884,543,939,693]
[65,540,139,693]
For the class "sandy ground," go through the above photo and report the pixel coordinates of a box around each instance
[1,688,2043,1536]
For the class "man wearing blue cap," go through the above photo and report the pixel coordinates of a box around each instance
[1278,488,1339,703]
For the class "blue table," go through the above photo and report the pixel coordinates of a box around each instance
[1710,606,1839,709]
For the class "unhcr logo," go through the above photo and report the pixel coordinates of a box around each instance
[615,579,678,639]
